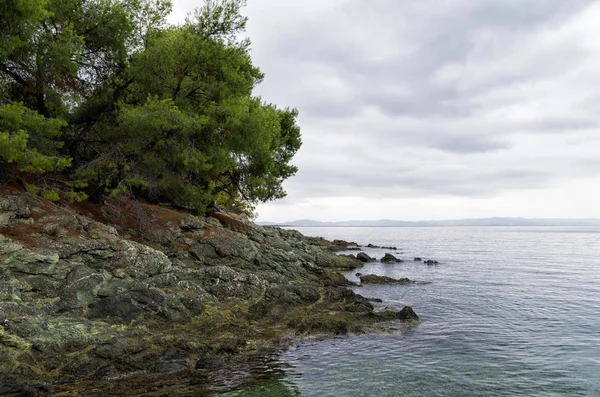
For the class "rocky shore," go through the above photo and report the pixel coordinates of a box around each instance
[0,187,419,396]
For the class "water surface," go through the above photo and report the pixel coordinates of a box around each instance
[220,226,600,396]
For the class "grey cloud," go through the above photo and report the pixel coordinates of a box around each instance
[524,117,600,133]
[432,135,509,154]
[318,118,512,154]
[258,0,596,122]
[299,98,362,119]
[240,0,600,212]
[288,164,551,200]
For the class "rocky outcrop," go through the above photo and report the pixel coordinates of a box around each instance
[299,236,360,253]
[366,243,398,250]
[359,274,416,285]
[0,187,418,395]
[338,254,364,269]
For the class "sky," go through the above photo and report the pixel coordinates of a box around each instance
[169,0,600,222]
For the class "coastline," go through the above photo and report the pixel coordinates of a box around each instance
[0,187,418,396]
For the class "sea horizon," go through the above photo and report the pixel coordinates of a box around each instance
[258,217,600,228]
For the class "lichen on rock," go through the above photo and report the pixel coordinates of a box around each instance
[0,187,419,395]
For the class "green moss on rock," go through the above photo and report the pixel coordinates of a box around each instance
[0,193,420,394]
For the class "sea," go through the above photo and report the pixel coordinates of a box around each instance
[218,226,600,397]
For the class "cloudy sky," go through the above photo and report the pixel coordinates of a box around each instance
[170,0,600,222]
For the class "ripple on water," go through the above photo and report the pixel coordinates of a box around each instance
[218,227,600,397]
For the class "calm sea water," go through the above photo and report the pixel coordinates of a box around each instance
[219,227,600,397]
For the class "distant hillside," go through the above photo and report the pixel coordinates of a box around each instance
[257,217,600,227]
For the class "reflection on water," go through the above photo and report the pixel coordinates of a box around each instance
[216,376,300,397]
[202,354,298,396]
[216,227,600,396]
[211,353,300,396]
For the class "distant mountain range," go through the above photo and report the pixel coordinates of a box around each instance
[257,217,600,227]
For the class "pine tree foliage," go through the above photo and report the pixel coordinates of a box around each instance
[0,0,301,214]
[0,103,70,172]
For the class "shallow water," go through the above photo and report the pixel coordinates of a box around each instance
[218,226,600,396]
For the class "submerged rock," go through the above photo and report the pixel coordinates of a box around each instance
[359,274,415,285]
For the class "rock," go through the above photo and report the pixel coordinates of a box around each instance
[185,243,213,261]
[88,294,148,322]
[331,239,359,251]
[248,283,322,319]
[397,306,419,321]
[366,243,397,250]
[359,274,415,285]
[179,215,207,231]
[0,328,32,350]
[0,195,33,228]
[196,354,225,369]
[100,203,122,219]
[414,257,422,261]
[356,252,374,262]
[381,253,398,263]
[301,236,358,252]
[332,254,363,269]
[3,384,53,397]
[58,265,106,310]
[425,260,439,265]
[0,190,420,392]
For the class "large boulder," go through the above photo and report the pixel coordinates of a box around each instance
[397,306,419,321]
[356,252,374,262]
[381,253,399,263]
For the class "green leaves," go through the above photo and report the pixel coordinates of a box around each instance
[191,0,248,45]
[0,0,48,57]
[0,0,301,215]
[0,103,70,173]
